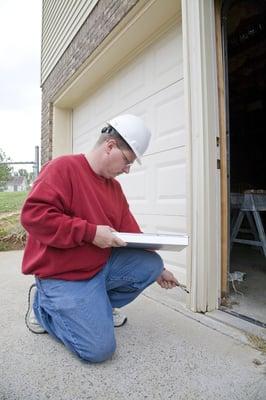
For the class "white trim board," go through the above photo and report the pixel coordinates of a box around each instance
[182,0,221,312]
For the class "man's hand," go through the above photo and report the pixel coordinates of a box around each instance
[92,225,126,248]
[156,269,179,289]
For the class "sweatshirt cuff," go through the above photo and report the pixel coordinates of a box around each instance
[84,223,97,243]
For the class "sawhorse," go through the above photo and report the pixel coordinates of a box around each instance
[230,193,266,257]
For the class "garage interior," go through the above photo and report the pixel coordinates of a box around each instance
[223,0,266,325]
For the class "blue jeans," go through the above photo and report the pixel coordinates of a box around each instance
[33,248,163,362]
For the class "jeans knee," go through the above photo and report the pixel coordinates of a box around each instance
[147,251,164,280]
[79,338,116,363]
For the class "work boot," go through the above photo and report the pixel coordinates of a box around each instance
[25,284,46,334]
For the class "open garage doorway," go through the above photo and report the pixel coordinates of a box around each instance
[221,0,266,326]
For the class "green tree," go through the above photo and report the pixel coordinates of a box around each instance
[18,168,29,180]
[0,149,12,191]
[18,168,34,188]
[28,171,35,186]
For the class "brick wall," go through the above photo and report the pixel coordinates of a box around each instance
[41,0,139,165]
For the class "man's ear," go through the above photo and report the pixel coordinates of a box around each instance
[105,139,116,155]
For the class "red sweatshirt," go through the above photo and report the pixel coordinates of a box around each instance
[21,154,140,280]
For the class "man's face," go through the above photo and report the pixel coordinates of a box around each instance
[103,140,136,178]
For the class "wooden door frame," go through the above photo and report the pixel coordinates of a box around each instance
[215,0,229,297]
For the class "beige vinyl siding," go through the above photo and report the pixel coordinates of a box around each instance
[41,0,98,83]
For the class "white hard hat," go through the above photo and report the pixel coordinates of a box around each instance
[107,114,151,164]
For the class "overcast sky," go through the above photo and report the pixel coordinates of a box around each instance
[0,0,42,172]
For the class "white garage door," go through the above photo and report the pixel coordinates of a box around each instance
[72,24,187,283]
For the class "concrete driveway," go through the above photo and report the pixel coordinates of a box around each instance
[0,251,265,400]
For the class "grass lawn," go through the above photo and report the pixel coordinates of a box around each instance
[0,191,28,251]
[0,191,28,213]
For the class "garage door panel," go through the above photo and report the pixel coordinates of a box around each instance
[118,168,152,209]
[154,83,185,150]
[121,169,149,202]
[94,84,116,116]
[117,24,183,105]
[126,80,185,155]
[155,155,186,206]
[119,59,147,101]
[119,147,186,216]
[153,148,186,216]
[135,214,187,237]
[154,23,183,87]
[156,93,183,138]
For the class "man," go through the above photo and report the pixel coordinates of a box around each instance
[21,114,178,362]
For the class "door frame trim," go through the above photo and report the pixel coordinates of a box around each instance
[182,0,221,311]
